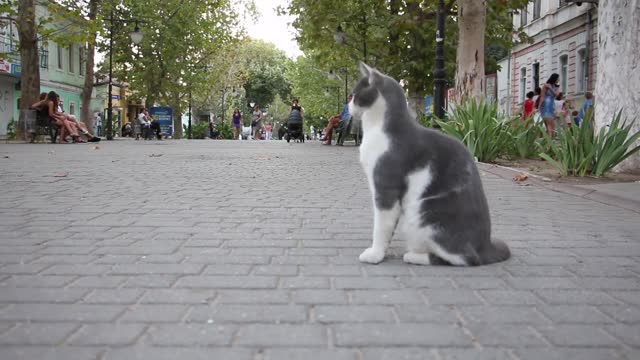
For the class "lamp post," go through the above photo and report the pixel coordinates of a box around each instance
[433,0,446,120]
[188,89,192,139]
[106,14,143,140]
[328,69,349,105]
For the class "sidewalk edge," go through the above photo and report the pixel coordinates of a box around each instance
[477,162,640,215]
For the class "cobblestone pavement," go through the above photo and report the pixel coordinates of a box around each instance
[0,140,639,360]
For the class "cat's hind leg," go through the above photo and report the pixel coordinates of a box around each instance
[359,202,401,264]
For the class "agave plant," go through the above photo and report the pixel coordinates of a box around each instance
[539,109,640,177]
[591,111,640,176]
[435,99,513,163]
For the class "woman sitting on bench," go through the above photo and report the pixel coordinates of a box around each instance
[31,92,83,143]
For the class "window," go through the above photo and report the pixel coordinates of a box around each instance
[559,55,568,94]
[533,0,541,20]
[577,49,587,93]
[69,102,75,116]
[57,44,63,70]
[79,47,84,76]
[520,7,528,27]
[532,63,540,91]
[68,45,74,73]
[520,67,527,102]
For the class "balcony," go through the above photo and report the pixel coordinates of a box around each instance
[0,39,50,70]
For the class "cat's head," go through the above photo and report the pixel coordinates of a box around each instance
[349,63,406,123]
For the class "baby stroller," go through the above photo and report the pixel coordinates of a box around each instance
[285,109,304,143]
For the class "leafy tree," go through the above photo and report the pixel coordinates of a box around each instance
[101,0,248,138]
[236,39,292,110]
[282,0,530,112]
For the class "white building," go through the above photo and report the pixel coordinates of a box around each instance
[497,0,598,116]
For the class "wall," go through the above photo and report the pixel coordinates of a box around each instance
[500,1,598,116]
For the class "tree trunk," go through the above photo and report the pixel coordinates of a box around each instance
[171,92,183,139]
[595,0,640,171]
[81,0,99,130]
[455,0,486,100]
[16,0,40,140]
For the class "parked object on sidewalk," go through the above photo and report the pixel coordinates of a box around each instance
[352,63,510,267]
[286,109,304,143]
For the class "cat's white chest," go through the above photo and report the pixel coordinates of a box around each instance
[359,127,390,179]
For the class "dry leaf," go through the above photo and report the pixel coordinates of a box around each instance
[513,173,528,182]
[54,172,68,177]
[255,156,271,160]
[148,154,163,157]
[91,145,100,150]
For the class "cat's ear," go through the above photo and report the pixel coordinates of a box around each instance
[359,62,372,77]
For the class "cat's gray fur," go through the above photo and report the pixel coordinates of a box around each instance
[350,63,510,266]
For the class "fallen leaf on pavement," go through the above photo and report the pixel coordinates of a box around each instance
[513,173,528,182]
[91,145,100,150]
[255,156,271,160]
[54,172,68,177]
[148,154,163,157]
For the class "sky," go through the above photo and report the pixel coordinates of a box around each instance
[246,0,303,58]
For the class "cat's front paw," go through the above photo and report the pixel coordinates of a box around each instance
[359,247,385,264]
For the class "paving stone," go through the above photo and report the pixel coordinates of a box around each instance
[0,347,101,360]
[83,289,144,304]
[0,275,75,288]
[0,304,123,322]
[145,324,235,346]
[599,305,640,324]
[0,288,88,303]
[315,305,395,323]
[537,324,621,347]
[69,275,128,288]
[139,289,216,304]
[466,323,547,346]
[235,324,326,346]
[360,348,439,360]
[118,304,190,323]
[334,323,471,346]
[292,290,348,304]
[0,323,78,345]
[103,347,253,360]
[68,324,146,345]
[437,349,514,360]
[175,276,278,289]
[263,349,357,360]
[515,348,622,360]
[351,290,426,304]
[538,305,615,324]
[187,304,307,323]
[281,277,330,289]
[460,305,548,324]
[216,290,289,304]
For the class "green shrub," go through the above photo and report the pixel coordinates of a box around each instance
[7,118,17,140]
[539,110,640,177]
[216,121,234,139]
[508,119,546,159]
[191,122,209,139]
[435,99,514,163]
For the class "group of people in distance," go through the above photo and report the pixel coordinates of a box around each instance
[523,73,594,136]
[30,92,101,143]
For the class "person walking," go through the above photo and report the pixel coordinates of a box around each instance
[265,122,273,140]
[232,108,242,140]
[539,74,561,136]
[577,92,594,126]
[252,104,263,140]
[523,91,535,122]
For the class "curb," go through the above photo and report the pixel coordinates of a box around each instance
[477,162,640,215]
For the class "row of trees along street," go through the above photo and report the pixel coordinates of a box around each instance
[5,0,639,168]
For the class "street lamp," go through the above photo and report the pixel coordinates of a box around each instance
[433,0,446,120]
[107,15,144,140]
[249,101,255,109]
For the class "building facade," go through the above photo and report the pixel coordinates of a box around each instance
[497,0,598,116]
[0,5,91,137]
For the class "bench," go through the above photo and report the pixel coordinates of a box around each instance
[25,109,58,143]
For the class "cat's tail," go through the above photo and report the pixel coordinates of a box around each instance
[478,240,511,265]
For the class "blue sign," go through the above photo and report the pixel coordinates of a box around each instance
[149,107,173,135]
[11,63,21,75]
[424,96,432,115]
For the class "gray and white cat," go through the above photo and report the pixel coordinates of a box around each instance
[350,63,510,266]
